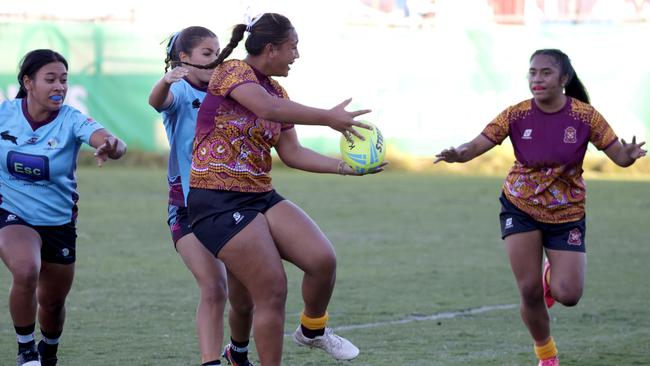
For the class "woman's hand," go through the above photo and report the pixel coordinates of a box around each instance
[434,146,467,164]
[163,66,189,85]
[94,136,127,166]
[605,135,647,167]
[338,160,388,176]
[621,136,647,160]
[328,99,372,141]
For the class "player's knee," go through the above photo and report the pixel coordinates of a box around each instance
[231,297,254,316]
[200,283,228,307]
[12,264,39,291]
[259,281,287,311]
[39,299,66,317]
[519,283,543,307]
[553,284,583,307]
[308,251,337,279]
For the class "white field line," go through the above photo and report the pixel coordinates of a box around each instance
[285,303,517,336]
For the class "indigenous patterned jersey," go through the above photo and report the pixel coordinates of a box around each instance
[158,78,206,206]
[190,60,294,192]
[0,98,103,225]
[482,97,617,223]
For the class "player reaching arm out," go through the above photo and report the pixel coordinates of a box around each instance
[0,49,126,366]
[603,135,646,167]
[275,127,387,175]
[433,48,645,366]
[183,13,380,365]
[434,134,495,164]
[231,84,371,139]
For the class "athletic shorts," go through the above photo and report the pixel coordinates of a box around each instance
[187,188,285,256]
[499,194,586,253]
[0,207,77,264]
[167,204,192,246]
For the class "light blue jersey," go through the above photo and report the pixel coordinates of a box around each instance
[158,78,206,207]
[0,98,103,225]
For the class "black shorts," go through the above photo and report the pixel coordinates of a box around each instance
[0,207,77,264]
[499,194,586,253]
[187,188,285,256]
[168,204,192,246]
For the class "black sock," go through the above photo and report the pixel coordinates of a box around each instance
[38,339,59,358]
[15,323,36,353]
[300,324,325,338]
[229,338,249,364]
[202,360,220,366]
[39,328,62,358]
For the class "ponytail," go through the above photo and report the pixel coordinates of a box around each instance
[564,72,590,104]
[164,32,181,73]
[16,87,27,99]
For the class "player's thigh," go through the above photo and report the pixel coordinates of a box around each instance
[504,230,544,286]
[218,214,287,299]
[0,225,42,276]
[265,200,336,272]
[545,248,585,290]
[177,232,227,289]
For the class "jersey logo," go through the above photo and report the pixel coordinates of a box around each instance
[522,129,533,140]
[192,98,201,109]
[563,126,577,143]
[47,138,60,149]
[6,151,50,182]
[1,130,18,145]
[567,228,582,246]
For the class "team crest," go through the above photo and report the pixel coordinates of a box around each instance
[563,126,577,143]
[567,228,582,246]
[47,138,59,149]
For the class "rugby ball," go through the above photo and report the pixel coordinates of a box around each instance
[339,122,385,174]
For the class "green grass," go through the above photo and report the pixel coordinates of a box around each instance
[1,168,649,365]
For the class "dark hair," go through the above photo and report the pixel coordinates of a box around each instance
[16,49,68,99]
[530,49,590,104]
[164,26,217,72]
[183,13,294,70]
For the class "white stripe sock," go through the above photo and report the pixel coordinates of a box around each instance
[42,335,60,345]
[17,333,34,344]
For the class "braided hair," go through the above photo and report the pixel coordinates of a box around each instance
[182,13,294,70]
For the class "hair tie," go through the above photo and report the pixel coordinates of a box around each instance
[244,12,264,33]
[166,31,181,57]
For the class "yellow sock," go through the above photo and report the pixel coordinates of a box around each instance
[300,311,329,330]
[534,337,558,360]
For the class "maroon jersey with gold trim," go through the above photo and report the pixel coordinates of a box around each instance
[482,97,617,223]
[190,60,294,192]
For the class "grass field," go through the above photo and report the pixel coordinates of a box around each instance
[1,167,649,366]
